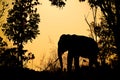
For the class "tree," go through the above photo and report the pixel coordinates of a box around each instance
[84,0,120,67]
[93,15,117,67]
[2,0,40,67]
[87,0,120,53]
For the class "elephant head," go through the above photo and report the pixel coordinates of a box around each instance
[58,34,70,70]
[58,34,99,72]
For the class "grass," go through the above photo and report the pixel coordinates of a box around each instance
[0,66,119,80]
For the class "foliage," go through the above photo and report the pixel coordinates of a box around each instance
[23,52,35,67]
[87,0,120,56]
[49,0,85,7]
[0,37,8,58]
[0,48,19,67]
[49,0,66,8]
[0,37,7,48]
[0,47,35,67]
[2,0,40,67]
[86,0,120,68]
[2,0,40,44]
[0,0,8,49]
[0,0,8,19]
[0,0,8,55]
[0,37,7,47]
[92,16,118,67]
[84,0,118,67]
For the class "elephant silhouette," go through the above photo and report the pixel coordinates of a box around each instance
[58,34,99,72]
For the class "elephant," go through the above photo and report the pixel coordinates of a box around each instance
[58,34,99,72]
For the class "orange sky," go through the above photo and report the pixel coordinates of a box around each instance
[1,0,101,71]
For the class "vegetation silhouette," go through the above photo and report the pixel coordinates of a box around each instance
[0,62,119,80]
[58,34,99,72]
[0,0,8,54]
[49,0,120,69]
[0,0,120,80]
[48,0,120,79]
[2,0,40,67]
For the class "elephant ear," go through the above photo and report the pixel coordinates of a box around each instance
[60,34,71,45]
[58,34,71,52]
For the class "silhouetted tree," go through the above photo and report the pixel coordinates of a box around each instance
[93,16,117,67]
[87,0,120,56]
[2,0,40,67]
[84,5,117,67]
[83,0,120,68]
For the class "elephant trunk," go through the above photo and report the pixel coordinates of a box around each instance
[58,49,63,71]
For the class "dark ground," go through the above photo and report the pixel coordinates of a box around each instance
[0,66,119,80]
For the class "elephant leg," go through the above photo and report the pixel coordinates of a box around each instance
[58,53,63,71]
[89,57,98,69]
[92,57,99,68]
[89,58,93,68]
[67,51,73,72]
[74,56,79,71]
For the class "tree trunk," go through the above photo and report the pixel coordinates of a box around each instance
[17,43,23,67]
